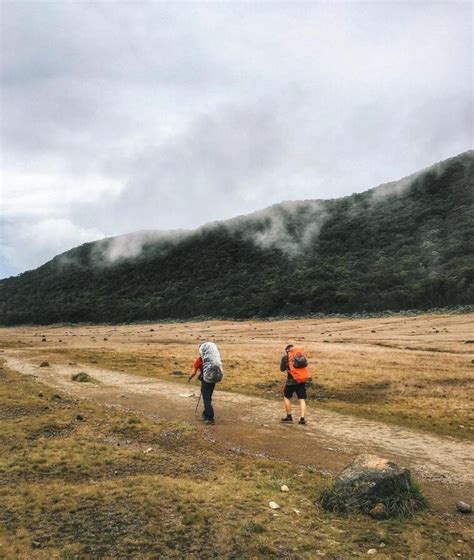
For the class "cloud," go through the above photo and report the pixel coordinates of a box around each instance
[92,229,189,264]
[1,1,472,276]
[2,170,123,219]
[0,218,104,273]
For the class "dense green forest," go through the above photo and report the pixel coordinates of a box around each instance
[1,151,473,325]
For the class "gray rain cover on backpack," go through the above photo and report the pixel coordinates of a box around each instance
[199,342,224,383]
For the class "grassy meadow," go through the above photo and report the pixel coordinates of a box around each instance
[0,359,472,559]
[2,313,473,439]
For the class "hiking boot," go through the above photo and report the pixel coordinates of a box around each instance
[204,418,215,425]
[298,417,306,425]
[281,415,293,423]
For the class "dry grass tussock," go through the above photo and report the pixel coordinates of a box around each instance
[0,362,472,559]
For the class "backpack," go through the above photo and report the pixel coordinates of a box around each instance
[199,342,224,383]
[287,346,309,383]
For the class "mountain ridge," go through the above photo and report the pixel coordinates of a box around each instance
[15,149,473,275]
[1,150,473,324]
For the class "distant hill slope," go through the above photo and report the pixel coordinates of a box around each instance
[1,151,473,325]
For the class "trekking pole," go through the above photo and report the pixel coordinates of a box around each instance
[194,392,202,414]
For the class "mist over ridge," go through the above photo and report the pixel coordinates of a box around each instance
[0,150,472,325]
[65,149,474,265]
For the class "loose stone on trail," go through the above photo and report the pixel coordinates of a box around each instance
[269,501,281,510]
[456,501,472,514]
[281,485,289,492]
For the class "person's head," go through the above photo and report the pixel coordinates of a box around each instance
[285,344,294,352]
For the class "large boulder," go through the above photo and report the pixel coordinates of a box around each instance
[319,454,426,517]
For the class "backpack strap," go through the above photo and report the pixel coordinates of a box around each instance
[286,349,294,381]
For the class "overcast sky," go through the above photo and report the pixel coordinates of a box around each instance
[1,1,472,278]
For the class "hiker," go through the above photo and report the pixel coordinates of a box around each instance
[280,344,310,424]
[189,341,224,425]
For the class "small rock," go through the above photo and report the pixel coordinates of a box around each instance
[104,338,108,341]
[39,361,50,367]
[456,501,472,514]
[293,508,301,514]
[281,485,289,492]
[369,502,388,520]
[379,543,386,548]
[269,501,281,510]
[31,541,41,549]
[367,549,377,555]
[38,392,43,398]
[76,414,85,422]
[114,470,119,476]
[144,447,152,454]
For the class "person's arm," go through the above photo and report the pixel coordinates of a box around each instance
[280,355,288,372]
[189,357,202,382]
[188,366,197,382]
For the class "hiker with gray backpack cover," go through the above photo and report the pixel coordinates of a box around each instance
[188,342,224,424]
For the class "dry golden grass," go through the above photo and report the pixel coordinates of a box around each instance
[1,312,473,438]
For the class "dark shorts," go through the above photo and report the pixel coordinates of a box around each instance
[284,382,307,399]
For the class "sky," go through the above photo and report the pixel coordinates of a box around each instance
[1,1,472,278]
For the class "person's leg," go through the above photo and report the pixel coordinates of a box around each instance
[282,384,293,421]
[296,383,307,424]
[208,382,215,420]
[299,399,306,418]
[201,381,215,420]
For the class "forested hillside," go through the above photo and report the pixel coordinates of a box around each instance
[1,151,472,325]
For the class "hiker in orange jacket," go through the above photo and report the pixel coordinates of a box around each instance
[280,344,310,424]
[189,342,224,425]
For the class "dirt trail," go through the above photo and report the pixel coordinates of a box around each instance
[5,351,473,510]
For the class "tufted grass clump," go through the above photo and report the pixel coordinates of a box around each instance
[319,479,428,519]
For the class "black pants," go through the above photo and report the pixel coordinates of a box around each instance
[201,380,216,420]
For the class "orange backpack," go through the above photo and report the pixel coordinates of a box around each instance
[287,346,310,383]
